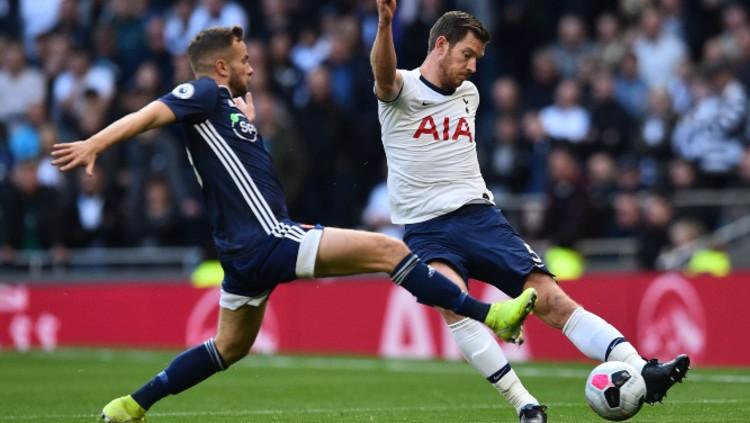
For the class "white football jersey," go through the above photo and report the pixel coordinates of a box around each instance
[377,68,493,224]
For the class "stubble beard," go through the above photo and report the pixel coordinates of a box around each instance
[228,71,249,98]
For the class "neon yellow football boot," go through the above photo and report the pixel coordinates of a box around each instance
[484,287,537,344]
[101,395,146,422]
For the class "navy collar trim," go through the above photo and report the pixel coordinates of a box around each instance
[218,85,233,97]
[419,74,456,96]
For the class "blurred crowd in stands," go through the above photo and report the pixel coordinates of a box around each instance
[2,0,750,271]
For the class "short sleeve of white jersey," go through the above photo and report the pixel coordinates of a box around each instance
[374,69,419,106]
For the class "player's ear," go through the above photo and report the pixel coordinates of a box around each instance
[435,36,449,55]
[215,58,230,78]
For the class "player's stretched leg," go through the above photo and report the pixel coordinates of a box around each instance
[101,303,266,422]
[524,272,690,404]
[430,262,546,423]
[313,227,536,339]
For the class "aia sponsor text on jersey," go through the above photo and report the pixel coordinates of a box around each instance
[412,116,473,142]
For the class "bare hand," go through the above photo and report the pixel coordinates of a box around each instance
[233,92,255,122]
[50,140,98,175]
[376,0,397,25]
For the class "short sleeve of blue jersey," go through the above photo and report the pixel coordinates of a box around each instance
[159,77,219,123]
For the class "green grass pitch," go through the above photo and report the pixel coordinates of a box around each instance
[1,349,748,422]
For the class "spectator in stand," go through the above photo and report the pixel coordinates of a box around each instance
[361,168,403,240]
[267,31,304,102]
[549,14,592,78]
[490,76,523,117]
[734,24,750,93]
[90,24,121,83]
[19,0,62,56]
[539,79,590,147]
[523,49,559,110]
[253,91,308,214]
[610,192,641,238]
[614,51,650,119]
[36,123,64,190]
[143,17,175,93]
[633,7,687,88]
[295,66,356,226]
[7,102,47,166]
[290,26,330,74]
[102,0,148,79]
[1,159,64,265]
[397,0,443,70]
[478,76,522,159]
[667,157,720,230]
[0,41,46,126]
[483,115,532,196]
[52,48,115,136]
[521,111,551,194]
[591,13,627,71]
[673,62,747,189]
[36,31,73,85]
[129,176,184,247]
[718,2,748,61]
[542,146,592,246]
[635,87,677,187]
[637,192,674,269]
[659,0,687,40]
[164,0,196,56]
[60,164,122,248]
[735,148,750,188]
[51,0,90,49]
[324,16,372,114]
[586,152,618,238]
[616,155,644,193]
[0,0,21,37]
[587,70,633,157]
[186,0,247,48]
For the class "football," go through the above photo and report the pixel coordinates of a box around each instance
[585,361,647,421]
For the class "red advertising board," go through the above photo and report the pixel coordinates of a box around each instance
[0,273,748,366]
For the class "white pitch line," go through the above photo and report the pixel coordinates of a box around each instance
[7,350,750,384]
[1,399,748,421]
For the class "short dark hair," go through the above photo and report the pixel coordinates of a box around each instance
[427,11,490,52]
[187,26,244,75]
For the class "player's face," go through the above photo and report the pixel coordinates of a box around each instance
[227,40,253,97]
[439,32,486,89]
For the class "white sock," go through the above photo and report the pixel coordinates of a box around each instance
[563,307,645,372]
[608,341,647,372]
[449,318,538,413]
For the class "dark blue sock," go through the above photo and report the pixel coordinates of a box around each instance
[391,254,490,321]
[131,339,226,410]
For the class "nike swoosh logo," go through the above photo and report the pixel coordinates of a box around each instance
[422,101,431,106]
[463,98,469,104]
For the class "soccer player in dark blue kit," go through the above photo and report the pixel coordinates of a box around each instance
[51,26,538,422]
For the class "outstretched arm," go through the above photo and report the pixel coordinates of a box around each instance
[51,100,176,175]
[371,0,403,101]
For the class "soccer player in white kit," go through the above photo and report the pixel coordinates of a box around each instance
[370,1,690,422]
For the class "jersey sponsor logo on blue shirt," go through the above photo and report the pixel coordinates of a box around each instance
[230,112,258,142]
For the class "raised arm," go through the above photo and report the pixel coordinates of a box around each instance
[51,100,176,175]
[371,0,403,101]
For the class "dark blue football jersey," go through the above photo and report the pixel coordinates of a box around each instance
[160,77,304,259]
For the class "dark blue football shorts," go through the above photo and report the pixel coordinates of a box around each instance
[220,221,323,304]
[403,204,551,298]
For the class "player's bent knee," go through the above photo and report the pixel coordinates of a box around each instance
[214,335,254,365]
[375,235,410,270]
